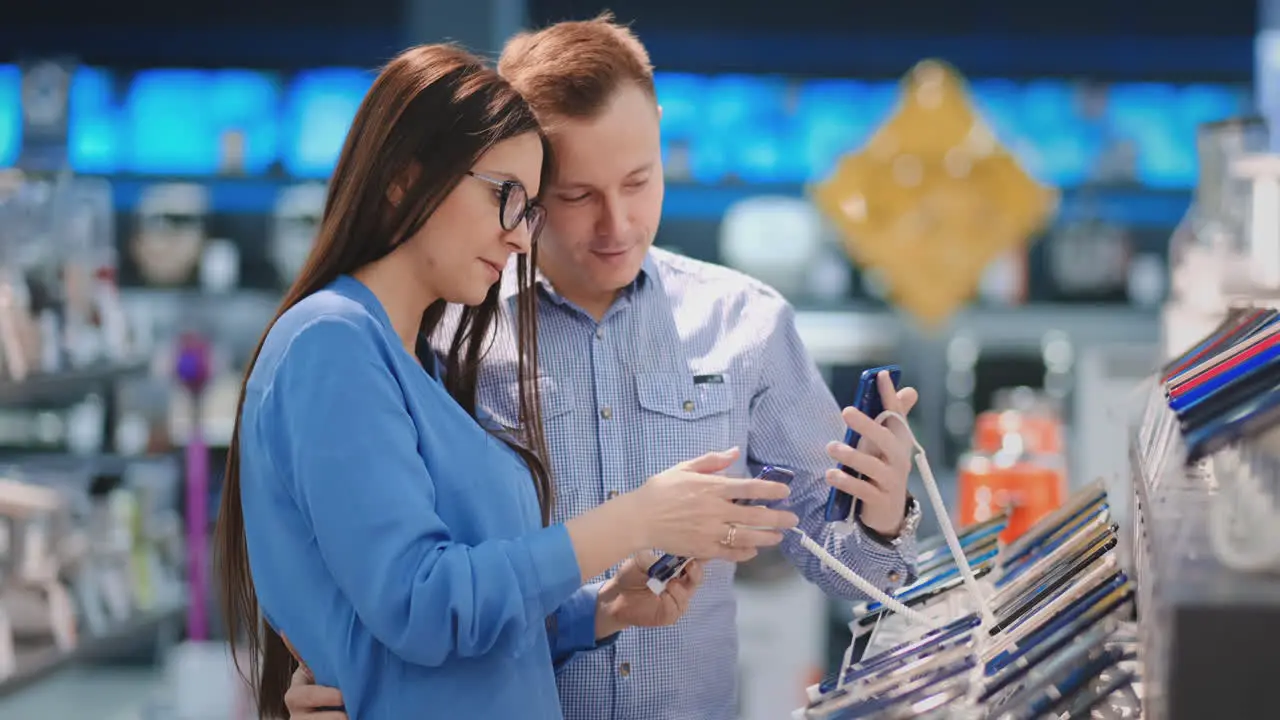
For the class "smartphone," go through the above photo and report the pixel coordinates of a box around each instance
[1163,308,1276,383]
[1161,307,1253,381]
[645,465,795,593]
[1168,330,1280,408]
[915,513,1009,561]
[1000,482,1106,567]
[1165,310,1280,389]
[985,584,1134,677]
[824,365,902,524]
[990,535,1119,634]
[817,613,983,695]
[1176,356,1280,433]
[1184,384,1280,463]
[985,575,1132,673]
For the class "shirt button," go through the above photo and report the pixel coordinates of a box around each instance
[595,327,605,339]
[607,490,619,500]
[888,570,901,583]
[619,662,631,677]
[682,400,695,412]
[600,407,613,420]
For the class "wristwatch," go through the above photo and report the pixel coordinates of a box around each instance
[859,495,921,549]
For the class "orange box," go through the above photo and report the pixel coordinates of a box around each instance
[972,411,1063,456]
[957,457,1067,543]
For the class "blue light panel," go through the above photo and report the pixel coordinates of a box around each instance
[282,68,372,178]
[70,67,119,174]
[0,65,19,168]
[124,69,219,174]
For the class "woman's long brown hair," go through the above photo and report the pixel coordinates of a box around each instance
[213,44,553,719]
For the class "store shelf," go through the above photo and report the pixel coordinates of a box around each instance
[1128,394,1280,720]
[0,602,184,700]
[0,362,150,408]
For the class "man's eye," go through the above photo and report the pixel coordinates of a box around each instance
[559,193,590,203]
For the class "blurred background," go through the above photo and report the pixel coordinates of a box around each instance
[0,0,1270,718]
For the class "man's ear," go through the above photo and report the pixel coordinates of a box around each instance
[656,104,664,121]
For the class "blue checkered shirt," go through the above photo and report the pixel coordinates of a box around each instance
[436,249,916,720]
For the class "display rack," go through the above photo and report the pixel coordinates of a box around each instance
[1128,386,1280,720]
[0,361,148,408]
[0,601,183,699]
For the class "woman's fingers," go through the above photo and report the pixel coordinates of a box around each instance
[729,505,798,531]
[714,476,792,503]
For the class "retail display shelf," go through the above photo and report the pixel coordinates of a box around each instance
[0,602,184,700]
[0,361,150,408]
[1128,391,1280,720]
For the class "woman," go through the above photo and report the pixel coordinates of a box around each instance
[214,44,799,720]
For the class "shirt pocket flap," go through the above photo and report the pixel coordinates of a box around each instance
[486,376,574,430]
[636,372,733,421]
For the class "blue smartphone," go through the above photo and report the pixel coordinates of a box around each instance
[1184,384,1280,463]
[1170,338,1280,413]
[645,465,795,593]
[824,365,902,524]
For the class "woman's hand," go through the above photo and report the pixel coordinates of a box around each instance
[824,371,920,537]
[284,664,346,720]
[622,448,799,562]
[596,552,704,636]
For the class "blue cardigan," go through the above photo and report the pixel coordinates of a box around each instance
[238,275,603,719]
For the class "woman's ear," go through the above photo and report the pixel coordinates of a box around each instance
[387,182,405,207]
[386,163,422,207]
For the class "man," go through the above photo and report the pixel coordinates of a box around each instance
[288,14,922,720]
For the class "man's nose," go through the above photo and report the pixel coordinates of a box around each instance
[597,195,630,237]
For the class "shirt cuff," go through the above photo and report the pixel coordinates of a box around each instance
[550,582,607,656]
[516,524,585,623]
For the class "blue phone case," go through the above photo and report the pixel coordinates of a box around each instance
[823,365,902,523]
[1169,339,1280,412]
[1184,384,1280,463]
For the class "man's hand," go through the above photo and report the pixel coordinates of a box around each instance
[284,664,346,720]
[824,371,920,538]
[597,552,704,635]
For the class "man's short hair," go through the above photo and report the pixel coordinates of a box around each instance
[498,12,655,122]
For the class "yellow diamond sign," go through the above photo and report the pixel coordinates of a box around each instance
[810,60,1059,326]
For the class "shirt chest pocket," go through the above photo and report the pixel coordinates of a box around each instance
[635,372,742,475]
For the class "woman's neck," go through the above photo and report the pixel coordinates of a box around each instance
[353,256,437,354]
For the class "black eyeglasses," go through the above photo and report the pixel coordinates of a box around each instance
[468,172,546,240]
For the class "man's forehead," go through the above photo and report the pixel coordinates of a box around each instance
[546,122,658,186]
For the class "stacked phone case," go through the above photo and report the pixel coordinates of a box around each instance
[797,481,1140,719]
[1129,310,1280,720]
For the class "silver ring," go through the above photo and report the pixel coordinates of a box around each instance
[720,524,738,547]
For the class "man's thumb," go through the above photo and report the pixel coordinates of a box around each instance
[680,447,740,473]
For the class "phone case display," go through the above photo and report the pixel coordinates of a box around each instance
[1130,337,1280,720]
[129,183,209,287]
[270,182,326,286]
[799,480,1141,720]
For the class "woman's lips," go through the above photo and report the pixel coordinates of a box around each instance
[480,259,503,281]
